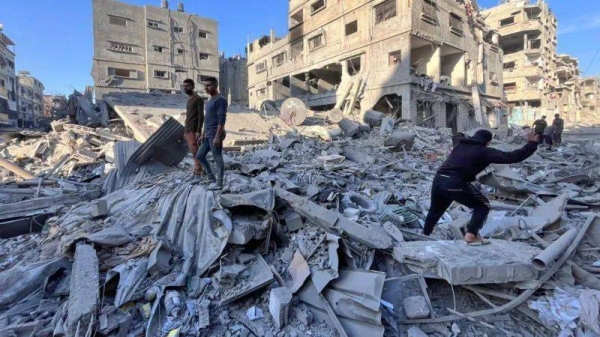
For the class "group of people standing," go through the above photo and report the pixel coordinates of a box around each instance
[182,77,227,191]
[533,114,565,147]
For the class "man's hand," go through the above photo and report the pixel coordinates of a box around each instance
[213,136,222,148]
[195,133,201,142]
[527,132,539,143]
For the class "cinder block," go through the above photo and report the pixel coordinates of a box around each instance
[269,287,292,329]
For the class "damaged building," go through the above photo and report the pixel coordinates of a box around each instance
[16,71,45,128]
[482,0,559,125]
[219,53,250,107]
[554,54,581,123]
[247,0,505,132]
[581,77,600,120]
[0,26,17,126]
[91,0,219,98]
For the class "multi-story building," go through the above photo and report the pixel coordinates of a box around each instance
[43,95,68,120]
[247,0,505,132]
[553,54,581,122]
[0,25,18,126]
[580,77,599,119]
[219,53,249,107]
[482,0,558,126]
[91,0,219,98]
[17,71,45,128]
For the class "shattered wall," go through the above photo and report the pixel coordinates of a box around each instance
[219,54,249,107]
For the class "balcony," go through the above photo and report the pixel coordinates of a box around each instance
[504,66,543,79]
[498,19,543,36]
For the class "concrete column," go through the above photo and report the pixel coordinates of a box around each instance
[400,85,412,120]
[433,102,447,128]
[427,46,441,82]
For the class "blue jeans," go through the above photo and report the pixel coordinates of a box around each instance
[196,137,224,183]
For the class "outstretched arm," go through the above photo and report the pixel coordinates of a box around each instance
[485,133,539,164]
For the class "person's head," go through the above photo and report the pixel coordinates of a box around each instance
[203,77,219,96]
[542,116,546,120]
[555,114,560,118]
[471,129,493,147]
[183,79,195,95]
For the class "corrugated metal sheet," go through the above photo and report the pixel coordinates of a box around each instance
[128,117,187,167]
[113,140,142,173]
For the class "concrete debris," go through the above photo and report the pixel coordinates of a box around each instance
[2,89,600,337]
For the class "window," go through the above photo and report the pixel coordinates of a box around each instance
[530,39,541,50]
[154,46,164,53]
[449,13,463,35]
[290,9,304,27]
[272,53,285,67]
[198,31,208,38]
[175,69,187,73]
[174,27,184,33]
[422,0,437,25]
[308,34,324,51]
[290,40,304,59]
[504,82,517,92]
[147,20,160,28]
[375,0,396,24]
[199,53,210,61]
[504,61,515,70]
[257,88,267,97]
[177,48,185,54]
[389,50,401,65]
[7,60,14,69]
[154,70,168,79]
[489,72,498,85]
[500,17,515,26]
[109,16,128,26]
[109,67,137,79]
[311,0,326,14]
[256,60,267,73]
[347,57,361,76]
[345,20,358,36]
[110,42,134,53]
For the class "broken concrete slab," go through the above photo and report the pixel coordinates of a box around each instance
[269,287,292,329]
[220,254,274,304]
[338,118,360,137]
[67,244,99,335]
[407,326,428,337]
[287,251,311,294]
[284,211,304,232]
[363,110,386,127]
[393,240,541,285]
[403,296,430,319]
[385,132,416,151]
[147,241,172,275]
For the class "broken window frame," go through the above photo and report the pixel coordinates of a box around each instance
[504,82,517,92]
[256,88,267,98]
[308,33,325,51]
[421,0,437,25]
[256,60,267,74]
[500,16,515,27]
[153,45,165,53]
[272,52,286,67]
[504,61,516,71]
[173,26,184,34]
[109,42,134,53]
[389,50,401,65]
[108,15,128,27]
[109,67,137,79]
[147,20,161,29]
[347,56,362,76]
[177,48,185,55]
[374,0,397,24]
[199,53,210,61]
[290,9,304,28]
[198,31,208,39]
[449,13,463,36]
[153,70,169,79]
[345,20,358,36]
[310,0,326,15]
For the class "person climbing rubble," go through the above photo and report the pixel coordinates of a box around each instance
[182,78,204,177]
[422,129,540,245]
[553,113,565,145]
[197,76,227,190]
[532,116,547,145]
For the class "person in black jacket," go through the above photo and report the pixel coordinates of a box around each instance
[532,116,547,145]
[423,130,539,245]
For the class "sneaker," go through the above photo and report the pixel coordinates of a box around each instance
[207,181,224,191]
[201,175,216,185]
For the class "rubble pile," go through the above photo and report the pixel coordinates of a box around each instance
[1,110,600,337]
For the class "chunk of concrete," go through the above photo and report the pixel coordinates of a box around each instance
[338,118,360,137]
[269,287,293,329]
[385,132,416,151]
[403,296,430,319]
[147,241,172,275]
[363,110,386,127]
[408,326,428,337]
[91,200,109,219]
[284,211,304,232]
[293,308,313,327]
[67,244,99,336]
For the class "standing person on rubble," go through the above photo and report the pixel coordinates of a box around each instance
[197,77,227,191]
[532,116,547,145]
[543,124,555,148]
[552,114,564,146]
[422,130,539,245]
[183,79,204,178]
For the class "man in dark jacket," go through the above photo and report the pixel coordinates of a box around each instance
[552,114,564,145]
[423,130,539,245]
[532,116,547,144]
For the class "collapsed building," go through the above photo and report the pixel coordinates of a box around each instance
[16,71,45,128]
[219,53,250,108]
[0,26,18,126]
[247,0,505,133]
[554,54,582,123]
[91,0,219,99]
[482,0,559,125]
[581,77,600,121]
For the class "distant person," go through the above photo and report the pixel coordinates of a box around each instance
[543,125,555,147]
[197,77,227,190]
[183,79,204,177]
[532,116,547,145]
[423,130,539,245]
[552,114,564,145]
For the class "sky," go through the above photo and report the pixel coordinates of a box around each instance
[0,0,598,95]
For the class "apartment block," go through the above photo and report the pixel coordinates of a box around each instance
[219,53,249,107]
[247,0,504,132]
[17,71,45,128]
[580,77,600,119]
[482,0,558,126]
[554,54,581,122]
[91,0,219,99]
[0,26,17,126]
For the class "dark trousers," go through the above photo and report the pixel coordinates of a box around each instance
[553,132,562,145]
[197,137,224,183]
[423,174,491,236]
[536,132,544,144]
[544,135,553,146]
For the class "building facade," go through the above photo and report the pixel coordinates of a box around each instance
[483,0,559,126]
[17,71,45,128]
[219,53,249,107]
[0,26,17,126]
[247,0,505,132]
[91,0,219,98]
[580,77,599,119]
[554,54,581,123]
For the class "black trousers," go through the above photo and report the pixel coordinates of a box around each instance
[536,132,544,144]
[423,174,491,236]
